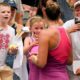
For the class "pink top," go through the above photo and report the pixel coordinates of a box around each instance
[28,37,39,80]
[49,27,71,64]
[29,45,38,55]
[39,27,71,80]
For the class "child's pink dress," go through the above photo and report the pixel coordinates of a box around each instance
[28,37,40,80]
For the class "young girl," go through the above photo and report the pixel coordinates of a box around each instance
[23,16,45,80]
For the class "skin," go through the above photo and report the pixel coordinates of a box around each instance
[34,28,59,68]
[66,0,77,7]
[74,5,80,75]
[0,5,18,54]
[24,21,44,54]
[8,7,23,34]
[23,4,38,27]
[29,27,72,68]
[66,5,80,75]
[0,6,11,27]
[74,5,80,17]
[67,5,80,33]
[29,0,72,68]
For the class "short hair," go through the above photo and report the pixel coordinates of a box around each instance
[46,0,61,20]
[0,2,10,7]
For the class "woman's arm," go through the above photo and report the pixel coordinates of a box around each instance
[29,30,49,68]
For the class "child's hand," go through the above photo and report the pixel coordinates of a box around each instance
[8,44,18,54]
[31,41,38,47]
[76,68,80,75]
[28,54,38,64]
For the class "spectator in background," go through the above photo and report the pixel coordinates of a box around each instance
[0,2,15,80]
[14,0,24,25]
[23,4,38,26]
[0,1,28,80]
[66,0,77,7]
[57,0,77,22]
[3,0,23,36]
[2,0,24,25]
[63,1,80,80]
[24,0,63,27]
[22,0,48,26]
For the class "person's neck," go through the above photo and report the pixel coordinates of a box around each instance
[48,19,61,28]
[0,22,8,30]
[8,18,15,26]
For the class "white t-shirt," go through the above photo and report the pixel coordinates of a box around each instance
[63,19,80,72]
[0,25,15,66]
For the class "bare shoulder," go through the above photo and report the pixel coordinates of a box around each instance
[24,36,30,43]
[25,36,30,40]
[39,29,50,40]
[39,28,58,41]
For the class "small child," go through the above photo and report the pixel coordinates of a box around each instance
[0,2,17,80]
[24,16,45,80]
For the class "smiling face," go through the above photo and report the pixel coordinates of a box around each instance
[30,16,45,39]
[0,5,11,24]
[30,21,44,38]
[74,5,80,17]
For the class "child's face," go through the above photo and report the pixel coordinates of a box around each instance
[0,6,11,23]
[31,21,44,38]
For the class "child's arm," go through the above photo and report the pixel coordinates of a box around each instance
[23,37,38,55]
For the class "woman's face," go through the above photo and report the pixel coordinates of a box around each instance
[31,21,44,38]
